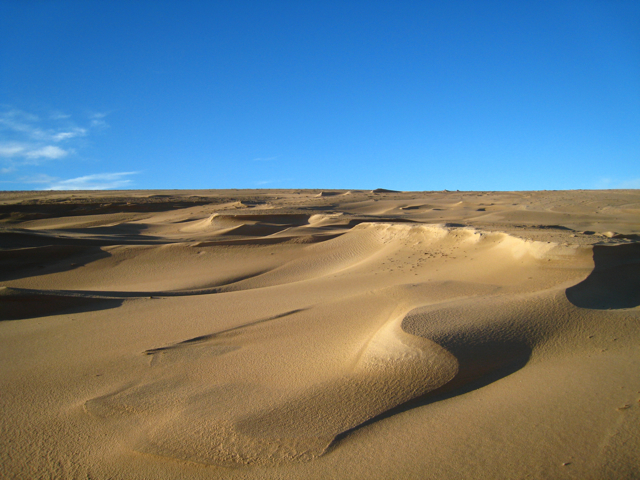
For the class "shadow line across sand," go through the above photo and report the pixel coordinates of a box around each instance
[332,342,531,449]
[0,287,124,321]
[144,308,309,355]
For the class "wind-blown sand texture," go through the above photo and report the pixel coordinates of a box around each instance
[1,189,639,479]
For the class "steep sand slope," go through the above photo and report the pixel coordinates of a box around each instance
[0,189,639,479]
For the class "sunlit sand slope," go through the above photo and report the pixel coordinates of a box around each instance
[1,189,639,479]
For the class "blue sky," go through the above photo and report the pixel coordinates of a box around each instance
[1,0,638,191]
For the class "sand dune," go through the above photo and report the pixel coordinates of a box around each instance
[1,189,639,479]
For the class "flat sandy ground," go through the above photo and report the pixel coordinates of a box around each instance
[1,189,639,479]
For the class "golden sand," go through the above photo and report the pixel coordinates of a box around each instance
[1,189,639,479]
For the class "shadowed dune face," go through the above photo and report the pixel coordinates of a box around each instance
[1,190,639,479]
[0,245,111,281]
[566,243,640,309]
[402,297,536,394]
[0,287,124,321]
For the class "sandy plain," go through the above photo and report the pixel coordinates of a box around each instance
[0,188,639,479]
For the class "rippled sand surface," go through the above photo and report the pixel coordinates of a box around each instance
[1,189,639,479]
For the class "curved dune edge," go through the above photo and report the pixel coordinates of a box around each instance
[86,309,459,466]
[84,288,560,467]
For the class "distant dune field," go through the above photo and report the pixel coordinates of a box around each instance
[1,189,639,479]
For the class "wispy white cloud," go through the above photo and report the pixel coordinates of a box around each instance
[0,107,101,167]
[252,156,279,162]
[596,177,640,189]
[254,177,293,186]
[0,143,26,158]
[0,109,39,124]
[47,172,138,190]
[0,111,88,143]
[25,145,70,159]
[50,111,71,120]
[18,173,59,184]
[89,112,110,128]
[0,114,44,139]
[0,143,70,161]
[51,127,87,142]
[617,178,640,189]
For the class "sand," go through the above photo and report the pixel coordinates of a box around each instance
[0,189,639,479]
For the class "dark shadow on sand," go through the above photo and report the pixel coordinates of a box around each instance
[566,243,640,309]
[0,229,168,249]
[332,339,530,448]
[0,245,111,281]
[0,291,124,321]
[144,308,308,354]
